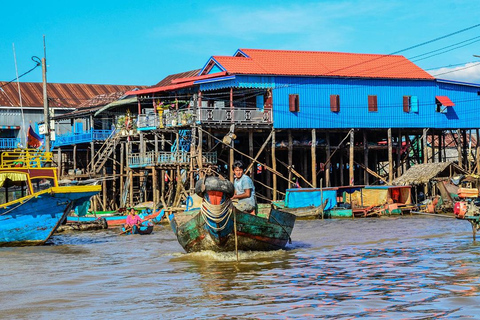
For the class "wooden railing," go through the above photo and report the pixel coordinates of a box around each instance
[128,151,217,168]
[136,107,272,130]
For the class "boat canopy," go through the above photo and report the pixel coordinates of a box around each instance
[0,172,27,187]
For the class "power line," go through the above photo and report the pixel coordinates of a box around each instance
[432,62,480,77]
[0,56,41,88]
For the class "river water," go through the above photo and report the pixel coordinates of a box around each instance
[1,216,480,319]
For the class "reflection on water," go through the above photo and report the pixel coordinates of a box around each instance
[1,216,480,319]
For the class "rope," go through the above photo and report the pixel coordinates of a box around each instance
[200,198,233,231]
[0,195,35,217]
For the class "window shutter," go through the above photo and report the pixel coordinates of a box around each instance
[330,95,340,112]
[289,94,299,112]
[410,96,418,112]
[368,95,377,112]
[403,96,410,113]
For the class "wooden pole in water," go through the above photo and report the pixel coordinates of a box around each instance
[233,208,239,261]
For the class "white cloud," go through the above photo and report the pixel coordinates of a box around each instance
[429,62,480,84]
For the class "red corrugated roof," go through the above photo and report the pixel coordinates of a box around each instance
[0,82,143,108]
[436,96,455,107]
[209,48,433,80]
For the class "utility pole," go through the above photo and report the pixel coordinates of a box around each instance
[42,35,50,151]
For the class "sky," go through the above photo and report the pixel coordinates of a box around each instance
[1,0,480,86]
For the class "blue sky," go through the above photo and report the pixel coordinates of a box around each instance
[1,0,479,86]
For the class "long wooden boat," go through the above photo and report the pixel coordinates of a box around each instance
[67,208,165,227]
[168,176,296,253]
[0,149,101,246]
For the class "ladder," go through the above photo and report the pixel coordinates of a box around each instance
[172,129,191,152]
[89,130,120,174]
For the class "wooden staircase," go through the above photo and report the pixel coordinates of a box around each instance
[89,130,121,174]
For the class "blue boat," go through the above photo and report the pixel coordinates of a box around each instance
[0,149,101,246]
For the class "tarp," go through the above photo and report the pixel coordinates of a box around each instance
[0,172,27,187]
[285,188,337,211]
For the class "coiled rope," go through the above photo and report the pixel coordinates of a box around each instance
[200,198,233,231]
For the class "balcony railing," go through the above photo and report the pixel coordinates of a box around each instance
[0,138,21,150]
[53,129,114,148]
[137,114,160,130]
[136,107,272,130]
[128,151,217,168]
[198,107,272,125]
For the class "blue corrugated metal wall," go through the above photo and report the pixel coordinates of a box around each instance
[199,75,480,129]
[271,76,480,129]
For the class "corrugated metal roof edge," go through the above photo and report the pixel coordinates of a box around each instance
[436,78,480,88]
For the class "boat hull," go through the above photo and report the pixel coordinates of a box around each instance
[170,206,296,253]
[0,186,101,246]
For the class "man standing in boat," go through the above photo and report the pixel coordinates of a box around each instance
[231,160,256,213]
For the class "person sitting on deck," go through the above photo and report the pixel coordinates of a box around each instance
[231,160,256,214]
[124,208,142,232]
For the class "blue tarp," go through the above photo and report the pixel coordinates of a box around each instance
[285,188,337,211]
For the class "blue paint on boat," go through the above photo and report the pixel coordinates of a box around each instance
[0,148,101,246]
[0,187,100,246]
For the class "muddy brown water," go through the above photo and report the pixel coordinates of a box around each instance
[1,216,480,319]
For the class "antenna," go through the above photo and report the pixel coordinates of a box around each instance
[42,35,50,151]
[12,43,26,149]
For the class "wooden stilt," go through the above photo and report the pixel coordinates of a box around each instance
[272,129,277,201]
[477,129,480,174]
[120,142,125,207]
[57,147,62,178]
[266,150,272,199]
[311,129,317,188]
[113,140,117,210]
[249,130,254,180]
[73,145,77,172]
[457,129,463,168]
[326,132,331,187]
[102,167,107,210]
[423,128,428,164]
[397,130,402,178]
[129,169,134,207]
[349,129,354,185]
[288,131,293,189]
[152,167,157,205]
[90,141,95,172]
[363,130,368,185]
[340,151,344,186]
[388,128,393,183]
[197,125,203,169]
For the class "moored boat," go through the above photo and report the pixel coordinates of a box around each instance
[0,149,101,246]
[168,176,296,253]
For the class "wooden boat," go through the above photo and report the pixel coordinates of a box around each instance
[67,208,165,227]
[168,176,296,253]
[0,149,101,246]
[275,187,339,219]
[121,223,154,235]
